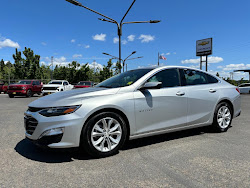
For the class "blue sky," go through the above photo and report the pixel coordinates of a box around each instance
[0,0,250,80]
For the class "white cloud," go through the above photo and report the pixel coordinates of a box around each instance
[0,38,20,49]
[127,35,135,42]
[138,34,155,43]
[41,42,47,46]
[181,56,224,64]
[122,40,127,45]
[217,63,250,71]
[93,33,106,41]
[87,61,103,71]
[71,39,76,43]
[113,37,119,44]
[166,52,171,55]
[173,52,177,55]
[73,54,82,58]
[85,45,90,48]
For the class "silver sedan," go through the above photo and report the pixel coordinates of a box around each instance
[24,66,241,157]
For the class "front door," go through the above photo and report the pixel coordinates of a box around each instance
[134,68,187,135]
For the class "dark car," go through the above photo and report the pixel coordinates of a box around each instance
[8,80,42,98]
[74,81,93,89]
[0,83,8,94]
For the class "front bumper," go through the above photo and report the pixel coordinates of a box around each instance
[26,133,63,147]
[24,109,85,148]
[8,89,27,95]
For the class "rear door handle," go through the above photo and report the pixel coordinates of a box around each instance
[176,91,185,96]
[209,89,217,93]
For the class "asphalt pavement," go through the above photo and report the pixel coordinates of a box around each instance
[0,94,249,188]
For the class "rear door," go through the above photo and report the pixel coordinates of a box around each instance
[179,69,220,126]
[134,68,187,134]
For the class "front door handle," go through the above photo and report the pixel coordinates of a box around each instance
[176,91,185,96]
[209,89,217,93]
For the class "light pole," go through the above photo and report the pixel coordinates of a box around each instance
[103,52,143,72]
[65,0,160,73]
[124,56,143,71]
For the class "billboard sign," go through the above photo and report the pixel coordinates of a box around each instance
[196,38,212,56]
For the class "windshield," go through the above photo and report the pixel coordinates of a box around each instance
[17,81,32,84]
[97,68,154,88]
[49,81,62,85]
[78,81,91,86]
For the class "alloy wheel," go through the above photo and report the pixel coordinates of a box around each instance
[91,117,122,152]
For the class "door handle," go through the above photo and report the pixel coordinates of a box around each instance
[176,91,185,96]
[209,89,217,93]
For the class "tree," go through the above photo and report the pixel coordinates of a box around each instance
[216,72,220,77]
[13,49,24,79]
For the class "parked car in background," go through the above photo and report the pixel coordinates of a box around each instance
[0,83,8,94]
[25,66,241,157]
[42,80,73,95]
[74,81,93,89]
[8,80,42,98]
[238,83,250,94]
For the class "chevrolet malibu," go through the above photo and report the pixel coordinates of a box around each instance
[24,66,241,157]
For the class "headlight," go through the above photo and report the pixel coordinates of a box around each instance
[39,105,81,117]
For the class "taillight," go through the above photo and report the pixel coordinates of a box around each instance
[236,88,240,93]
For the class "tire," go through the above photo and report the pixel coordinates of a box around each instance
[80,112,127,158]
[212,102,233,132]
[26,89,32,98]
[8,94,14,98]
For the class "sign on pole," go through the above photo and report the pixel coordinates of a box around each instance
[196,38,212,56]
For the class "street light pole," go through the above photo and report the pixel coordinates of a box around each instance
[103,52,143,72]
[65,0,160,73]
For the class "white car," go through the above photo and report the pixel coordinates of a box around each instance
[42,80,73,95]
[238,83,250,94]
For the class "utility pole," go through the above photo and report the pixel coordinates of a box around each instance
[158,52,159,66]
[51,56,54,79]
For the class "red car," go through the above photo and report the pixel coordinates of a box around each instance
[74,81,93,89]
[0,83,8,94]
[8,80,42,98]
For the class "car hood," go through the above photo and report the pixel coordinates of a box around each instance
[28,87,120,107]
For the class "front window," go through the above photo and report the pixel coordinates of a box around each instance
[18,81,32,84]
[147,68,180,88]
[49,81,62,85]
[97,68,154,88]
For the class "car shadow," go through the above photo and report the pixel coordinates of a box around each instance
[15,126,218,163]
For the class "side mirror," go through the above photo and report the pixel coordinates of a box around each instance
[139,82,162,90]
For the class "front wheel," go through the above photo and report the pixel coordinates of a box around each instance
[212,102,232,132]
[8,94,14,98]
[81,112,127,158]
[26,89,32,97]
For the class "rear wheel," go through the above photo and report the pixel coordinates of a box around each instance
[8,94,14,98]
[212,102,232,132]
[81,112,127,158]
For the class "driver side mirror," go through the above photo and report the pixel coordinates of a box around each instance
[139,82,162,90]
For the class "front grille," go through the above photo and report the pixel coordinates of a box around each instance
[43,87,58,91]
[28,107,45,112]
[9,87,22,90]
[24,116,38,135]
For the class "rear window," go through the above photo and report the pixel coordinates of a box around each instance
[239,83,250,87]
[206,74,219,84]
[78,81,91,86]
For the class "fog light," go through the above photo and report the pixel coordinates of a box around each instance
[39,127,64,139]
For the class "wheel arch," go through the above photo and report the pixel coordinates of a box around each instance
[80,107,131,145]
[216,98,234,117]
